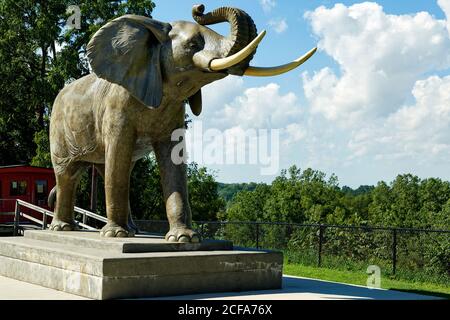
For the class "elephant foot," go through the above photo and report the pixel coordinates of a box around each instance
[49,219,79,231]
[100,223,135,238]
[165,226,200,243]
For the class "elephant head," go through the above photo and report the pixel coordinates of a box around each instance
[86,4,316,116]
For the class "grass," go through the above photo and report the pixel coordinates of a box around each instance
[283,262,450,299]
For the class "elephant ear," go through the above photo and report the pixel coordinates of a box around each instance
[87,15,171,108]
[188,90,202,116]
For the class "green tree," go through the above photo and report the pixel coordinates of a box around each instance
[30,118,52,167]
[262,166,344,224]
[217,182,258,205]
[187,163,226,221]
[263,169,303,223]
[227,184,270,222]
[0,0,66,165]
[0,0,155,166]
[368,181,392,226]
[369,175,450,229]
[389,174,422,227]
[419,178,450,228]
[224,183,270,247]
[130,156,165,220]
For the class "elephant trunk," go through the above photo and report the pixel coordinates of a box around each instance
[192,4,257,75]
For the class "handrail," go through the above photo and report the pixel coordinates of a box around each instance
[74,206,108,223]
[13,199,106,235]
[21,213,44,225]
[17,199,54,217]
[77,222,97,231]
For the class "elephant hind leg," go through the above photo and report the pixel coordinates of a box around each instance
[49,162,87,231]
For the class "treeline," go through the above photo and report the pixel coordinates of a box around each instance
[217,182,258,204]
[220,166,450,281]
[224,166,450,230]
[75,162,449,231]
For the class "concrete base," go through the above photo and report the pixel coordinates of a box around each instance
[0,230,282,300]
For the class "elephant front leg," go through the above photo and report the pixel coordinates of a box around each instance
[100,136,135,238]
[95,163,139,234]
[154,140,199,243]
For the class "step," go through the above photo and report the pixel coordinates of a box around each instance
[24,230,233,253]
[0,230,283,299]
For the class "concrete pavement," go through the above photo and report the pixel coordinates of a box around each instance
[0,274,442,300]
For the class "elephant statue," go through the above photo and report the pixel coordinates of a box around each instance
[48,4,316,242]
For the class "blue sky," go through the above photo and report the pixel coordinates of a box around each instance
[151,1,450,188]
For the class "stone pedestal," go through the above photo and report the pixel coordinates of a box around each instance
[0,230,283,299]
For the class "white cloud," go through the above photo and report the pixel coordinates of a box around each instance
[268,18,288,34]
[302,1,450,164]
[221,83,303,137]
[201,76,244,113]
[348,75,450,163]
[438,0,450,35]
[189,80,306,177]
[303,2,450,127]
[284,123,306,145]
[260,0,276,13]
[201,80,306,161]
[202,80,303,130]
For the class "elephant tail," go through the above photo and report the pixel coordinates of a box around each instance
[48,186,57,210]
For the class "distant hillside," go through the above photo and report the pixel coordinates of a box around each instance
[341,185,375,196]
[219,182,375,205]
[217,182,259,204]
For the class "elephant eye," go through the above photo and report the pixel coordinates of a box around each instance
[189,37,204,50]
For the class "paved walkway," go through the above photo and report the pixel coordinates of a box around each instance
[0,275,85,300]
[0,275,441,300]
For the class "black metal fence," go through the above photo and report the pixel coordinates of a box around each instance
[136,220,450,284]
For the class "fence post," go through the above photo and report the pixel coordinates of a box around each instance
[256,223,260,249]
[13,200,20,236]
[200,222,205,239]
[318,225,324,267]
[42,212,47,230]
[392,228,397,275]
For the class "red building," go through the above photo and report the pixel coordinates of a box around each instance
[0,165,56,224]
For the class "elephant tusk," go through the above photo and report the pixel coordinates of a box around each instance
[209,30,266,71]
[244,47,317,77]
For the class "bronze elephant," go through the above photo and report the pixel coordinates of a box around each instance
[48,4,316,241]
